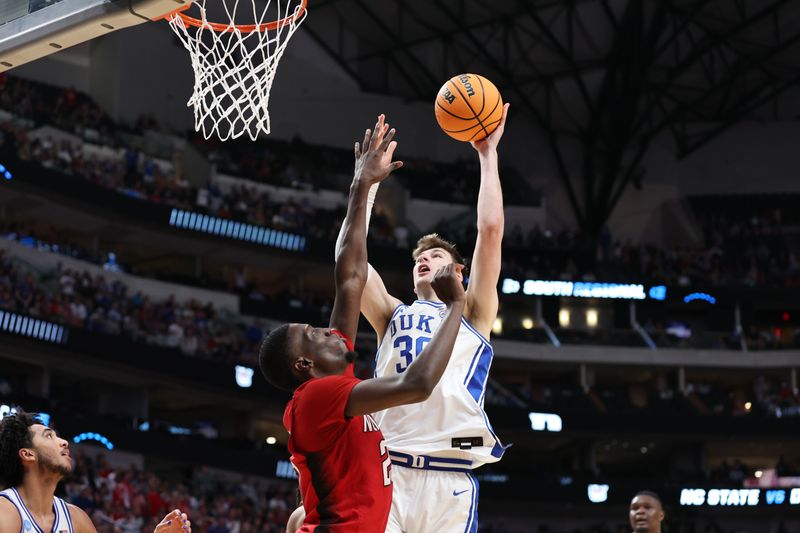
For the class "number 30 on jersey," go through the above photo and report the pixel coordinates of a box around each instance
[393,335,431,373]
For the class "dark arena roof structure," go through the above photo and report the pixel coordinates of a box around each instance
[305,0,800,234]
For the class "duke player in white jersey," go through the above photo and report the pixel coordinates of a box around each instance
[334,104,510,532]
[0,410,190,533]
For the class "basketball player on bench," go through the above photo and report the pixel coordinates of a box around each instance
[332,104,510,532]
[0,411,191,533]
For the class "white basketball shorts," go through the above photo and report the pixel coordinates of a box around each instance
[385,463,479,533]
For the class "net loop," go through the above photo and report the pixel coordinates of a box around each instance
[167,0,307,141]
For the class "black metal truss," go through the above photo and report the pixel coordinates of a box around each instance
[303,0,800,236]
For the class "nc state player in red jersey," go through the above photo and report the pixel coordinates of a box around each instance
[259,115,467,533]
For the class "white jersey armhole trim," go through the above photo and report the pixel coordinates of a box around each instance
[57,497,73,533]
[460,316,491,345]
[376,303,406,348]
[411,301,492,345]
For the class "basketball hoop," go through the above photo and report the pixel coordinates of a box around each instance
[166,0,307,141]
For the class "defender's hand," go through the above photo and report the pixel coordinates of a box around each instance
[354,114,403,185]
[431,264,466,306]
[154,510,191,533]
[471,103,509,154]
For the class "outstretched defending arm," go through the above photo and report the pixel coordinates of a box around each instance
[344,264,466,417]
[328,116,403,342]
[333,116,403,343]
[464,103,510,338]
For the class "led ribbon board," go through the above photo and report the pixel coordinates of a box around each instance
[235,365,254,388]
[502,279,667,301]
[684,292,716,304]
[588,484,609,503]
[528,412,563,432]
[276,460,298,479]
[680,488,800,507]
[0,405,50,426]
[0,311,67,344]
[73,432,114,450]
[0,163,11,180]
[169,209,306,252]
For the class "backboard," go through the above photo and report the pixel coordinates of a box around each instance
[0,0,189,72]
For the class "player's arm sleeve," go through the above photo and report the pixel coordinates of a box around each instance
[361,264,404,341]
[292,375,360,453]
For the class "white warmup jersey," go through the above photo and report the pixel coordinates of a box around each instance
[373,300,506,469]
[0,487,74,533]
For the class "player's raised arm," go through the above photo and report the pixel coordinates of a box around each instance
[464,103,510,338]
[361,263,404,342]
[332,116,403,342]
[344,263,466,417]
[328,115,403,342]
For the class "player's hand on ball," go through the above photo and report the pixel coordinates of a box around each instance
[471,103,510,154]
[354,114,403,185]
[431,264,466,305]
[154,509,191,533]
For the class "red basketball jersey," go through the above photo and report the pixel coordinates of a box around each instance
[284,331,392,532]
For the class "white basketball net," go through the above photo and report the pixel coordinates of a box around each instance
[167,0,307,141]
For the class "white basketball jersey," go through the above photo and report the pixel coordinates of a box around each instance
[0,487,74,533]
[373,300,506,468]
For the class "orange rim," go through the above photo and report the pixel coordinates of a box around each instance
[163,0,307,33]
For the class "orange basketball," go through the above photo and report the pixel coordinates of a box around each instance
[434,73,503,142]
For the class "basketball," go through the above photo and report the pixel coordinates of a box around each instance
[434,73,504,142]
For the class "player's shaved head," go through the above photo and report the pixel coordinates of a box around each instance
[259,324,301,392]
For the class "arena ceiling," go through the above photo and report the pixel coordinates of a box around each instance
[304,0,800,235]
